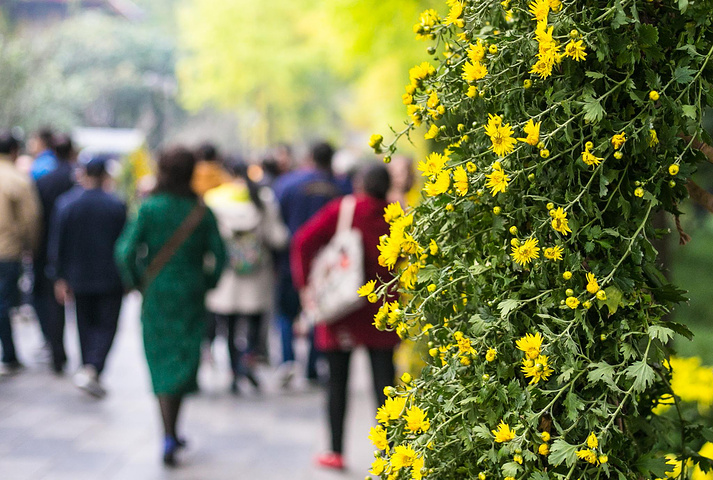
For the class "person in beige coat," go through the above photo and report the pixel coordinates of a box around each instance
[0,130,41,374]
[204,159,288,393]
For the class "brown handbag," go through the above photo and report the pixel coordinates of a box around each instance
[141,202,207,292]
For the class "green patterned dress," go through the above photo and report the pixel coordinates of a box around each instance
[114,193,226,395]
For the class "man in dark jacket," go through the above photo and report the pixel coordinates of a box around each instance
[48,155,126,397]
[33,134,76,373]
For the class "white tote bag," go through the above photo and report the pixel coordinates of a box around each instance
[303,195,365,325]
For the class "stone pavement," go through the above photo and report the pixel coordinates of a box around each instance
[0,294,379,480]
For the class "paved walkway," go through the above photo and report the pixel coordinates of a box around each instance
[0,294,378,480]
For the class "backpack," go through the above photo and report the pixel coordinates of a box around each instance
[227,224,265,275]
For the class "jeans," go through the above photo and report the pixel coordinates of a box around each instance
[74,292,123,376]
[0,261,20,364]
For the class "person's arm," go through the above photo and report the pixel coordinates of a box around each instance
[20,183,42,254]
[290,199,341,290]
[204,208,227,290]
[47,202,72,304]
[113,205,146,291]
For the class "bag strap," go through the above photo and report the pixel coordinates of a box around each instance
[336,195,356,233]
[142,202,207,291]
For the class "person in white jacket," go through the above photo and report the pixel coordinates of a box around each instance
[203,159,288,393]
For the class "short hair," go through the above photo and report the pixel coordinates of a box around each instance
[196,142,219,162]
[311,141,334,171]
[153,146,197,198]
[361,164,391,200]
[53,134,74,162]
[0,129,20,155]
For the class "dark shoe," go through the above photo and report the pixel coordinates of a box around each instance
[244,369,260,390]
[0,361,24,377]
[163,436,180,467]
[230,378,240,395]
[315,452,345,470]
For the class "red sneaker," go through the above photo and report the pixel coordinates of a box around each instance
[315,452,345,470]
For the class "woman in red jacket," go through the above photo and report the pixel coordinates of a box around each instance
[291,164,399,470]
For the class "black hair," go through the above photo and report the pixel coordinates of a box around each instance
[153,146,197,198]
[224,155,264,211]
[0,129,20,156]
[36,127,54,150]
[361,164,391,200]
[53,134,74,162]
[311,141,334,171]
[196,142,219,162]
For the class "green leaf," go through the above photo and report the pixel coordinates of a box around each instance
[673,66,696,84]
[678,0,689,13]
[588,361,616,386]
[682,105,697,119]
[549,439,578,467]
[530,471,549,480]
[597,285,623,314]
[582,95,606,123]
[636,454,671,478]
[501,462,522,477]
[585,71,605,79]
[638,24,659,47]
[564,392,585,422]
[625,360,655,392]
[648,325,675,343]
[498,299,520,319]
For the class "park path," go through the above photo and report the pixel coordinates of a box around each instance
[0,293,378,480]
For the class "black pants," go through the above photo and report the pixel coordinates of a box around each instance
[33,277,67,370]
[74,292,123,376]
[325,348,395,454]
[209,312,262,377]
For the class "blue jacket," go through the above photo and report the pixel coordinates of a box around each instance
[48,187,127,294]
[31,150,58,181]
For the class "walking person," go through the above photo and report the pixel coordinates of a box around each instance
[291,164,399,469]
[0,130,41,375]
[48,156,126,396]
[28,128,58,181]
[33,134,77,373]
[114,146,226,467]
[204,159,288,393]
[273,141,346,386]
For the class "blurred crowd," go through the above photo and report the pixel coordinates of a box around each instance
[0,126,418,469]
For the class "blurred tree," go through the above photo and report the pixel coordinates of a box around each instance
[177,0,435,146]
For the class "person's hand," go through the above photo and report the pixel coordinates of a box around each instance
[54,280,73,305]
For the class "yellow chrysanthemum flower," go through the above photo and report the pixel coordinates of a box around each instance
[587,432,598,449]
[486,348,497,362]
[468,39,486,62]
[357,280,376,297]
[391,444,417,470]
[544,245,563,260]
[564,40,587,61]
[424,170,451,197]
[427,91,439,109]
[550,207,572,235]
[376,396,407,425]
[539,443,550,455]
[404,406,431,433]
[611,132,627,149]
[424,124,440,140]
[581,145,603,167]
[384,202,404,224]
[528,0,550,22]
[511,237,540,266]
[445,0,464,25]
[370,457,389,475]
[518,119,541,146]
[462,61,488,83]
[577,449,599,464]
[377,236,401,269]
[521,354,554,384]
[485,162,510,195]
[492,421,516,442]
[409,62,436,86]
[453,166,469,196]
[369,425,389,450]
[400,263,420,289]
[649,129,659,147]
[429,239,438,255]
[417,152,448,178]
[484,114,517,157]
[516,332,543,359]
[566,296,580,309]
[586,272,599,294]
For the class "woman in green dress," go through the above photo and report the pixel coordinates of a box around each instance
[114,146,226,467]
